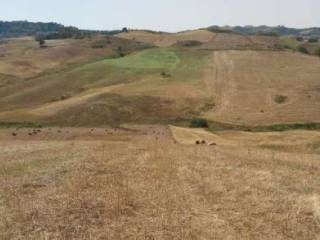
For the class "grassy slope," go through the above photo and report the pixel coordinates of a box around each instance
[0,47,212,126]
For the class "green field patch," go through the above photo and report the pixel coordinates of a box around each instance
[89,48,180,70]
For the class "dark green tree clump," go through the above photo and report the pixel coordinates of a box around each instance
[190,119,209,128]
[122,27,129,33]
[0,21,64,39]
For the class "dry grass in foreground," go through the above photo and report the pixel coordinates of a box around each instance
[0,126,319,239]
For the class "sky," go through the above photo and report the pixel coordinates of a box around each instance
[1,0,319,32]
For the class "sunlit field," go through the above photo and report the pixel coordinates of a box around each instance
[1,126,319,239]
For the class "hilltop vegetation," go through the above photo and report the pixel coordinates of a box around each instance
[0,21,122,39]
[0,21,64,39]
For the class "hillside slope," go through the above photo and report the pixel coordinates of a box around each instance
[116,30,216,47]
[0,33,320,127]
[204,50,320,125]
[0,47,213,125]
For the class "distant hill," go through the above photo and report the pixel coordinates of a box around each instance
[2,20,320,40]
[206,25,320,39]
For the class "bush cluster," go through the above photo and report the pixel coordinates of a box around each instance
[190,119,209,128]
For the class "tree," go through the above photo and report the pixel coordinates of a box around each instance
[122,27,129,33]
[35,34,45,47]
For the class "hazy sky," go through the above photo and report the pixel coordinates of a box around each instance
[1,0,319,32]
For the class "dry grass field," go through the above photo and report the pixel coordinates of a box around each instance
[0,126,319,239]
[0,48,212,125]
[116,30,216,47]
[0,37,114,78]
[117,30,283,50]
[1,29,320,239]
[204,50,320,125]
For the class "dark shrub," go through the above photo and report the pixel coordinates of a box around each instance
[190,119,209,128]
[274,95,288,104]
[161,72,171,78]
[298,46,309,54]
[308,38,318,43]
[177,40,202,47]
[296,37,304,42]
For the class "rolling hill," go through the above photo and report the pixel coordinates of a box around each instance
[0,28,319,128]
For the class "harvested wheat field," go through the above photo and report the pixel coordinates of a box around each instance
[204,50,320,125]
[1,126,320,239]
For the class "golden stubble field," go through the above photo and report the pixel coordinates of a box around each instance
[1,125,319,239]
[204,50,320,125]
